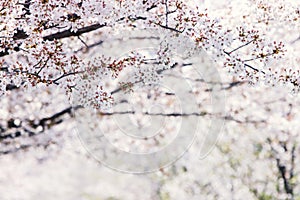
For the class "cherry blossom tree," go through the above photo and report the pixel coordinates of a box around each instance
[0,0,300,199]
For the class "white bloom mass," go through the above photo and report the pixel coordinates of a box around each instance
[0,0,300,199]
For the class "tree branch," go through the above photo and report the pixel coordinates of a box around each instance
[43,23,107,41]
[0,106,80,141]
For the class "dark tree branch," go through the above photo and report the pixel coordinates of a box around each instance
[226,39,255,55]
[52,71,84,84]
[155,23,185,33]
[267,138,295,197]
[0,106,81,141]
[276,158,294,196]
[223,50,266,74]
[97,110,266,125]
[244,63,265,74]
[289,144,296,189]
[43,23,107,41]
[0,23,107,57]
